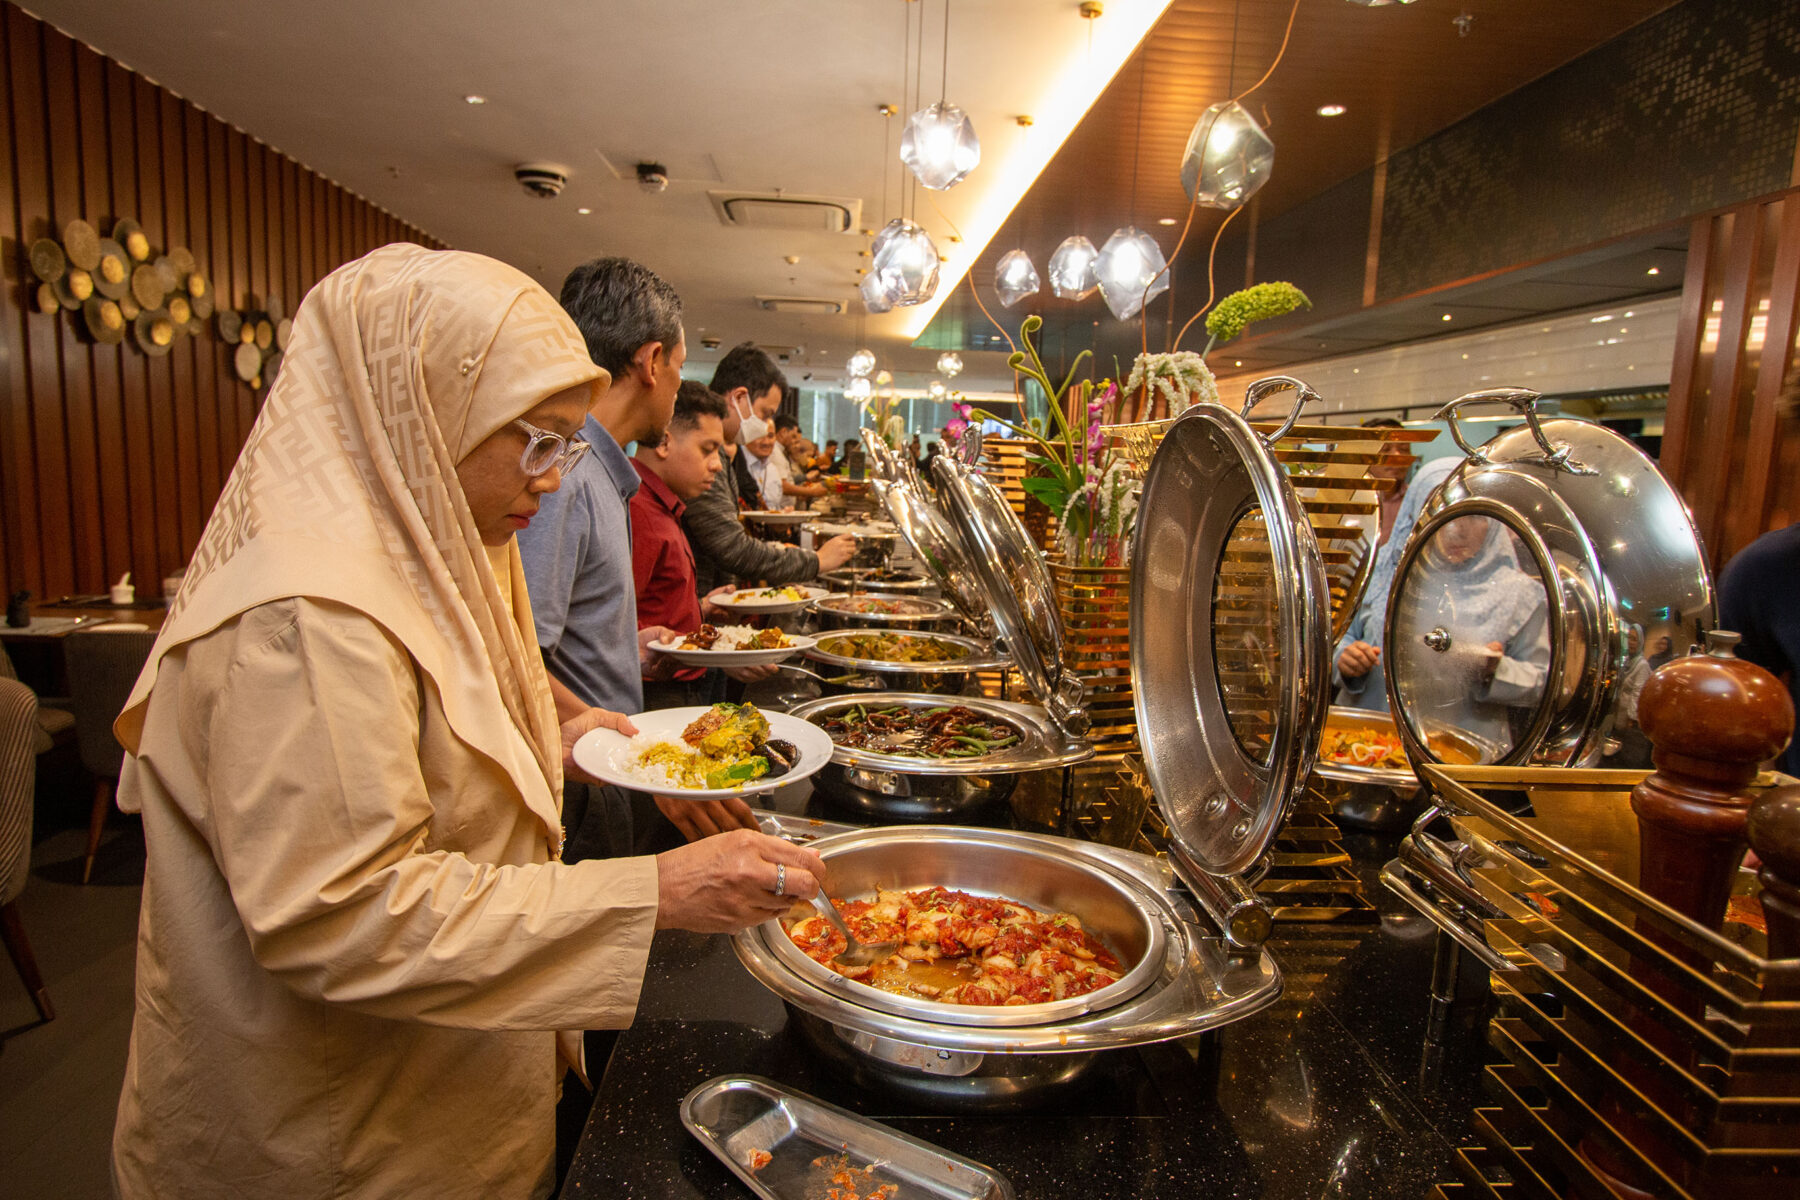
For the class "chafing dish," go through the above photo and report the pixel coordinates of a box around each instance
[786,694,1093,819]
[817,567,938,595]
[1312,705,1501,833]
[809,591,960,633]
[802,630,1005,697]
[865,430,997,638]
[1377,389,1716,995]
[733,824,1279,1109]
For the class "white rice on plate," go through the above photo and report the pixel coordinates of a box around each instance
[678,624,785,651]
[616,733,703,789]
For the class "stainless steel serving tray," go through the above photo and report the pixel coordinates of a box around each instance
[734,826,1282,1051]
[1312,705,1503,792]
[681,1075,1014,1200]
[806,630,1007,675]
[810,592,959,629]
[787,694,1094,776]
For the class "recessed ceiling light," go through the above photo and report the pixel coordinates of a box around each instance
[1647,266,1660,275]
[1316,104,1347,117]
[1441,313,1453,321]
[464,94,487,105]
[1234,360,1242,367]
[576,207,592,215]
[1157,217,1178,226]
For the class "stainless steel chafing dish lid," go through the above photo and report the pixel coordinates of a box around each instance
[863,427,996,636]
[1382,389,1714,774]
[809,592,958,625]
[806,630,1008,673]
[930,452,1090,738]
[787,694,1094,775]
[1131,378,1333,879]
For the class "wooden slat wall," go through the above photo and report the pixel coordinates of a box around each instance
[0,5,443,602]
[1662,184,1800,571]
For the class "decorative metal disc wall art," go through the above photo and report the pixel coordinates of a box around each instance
[24,212,283,393]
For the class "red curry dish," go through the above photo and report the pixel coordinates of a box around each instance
[784,886,1126,1007]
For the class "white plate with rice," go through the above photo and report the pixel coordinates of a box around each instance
[647,627,817,667]
[709,585,831,615]
[572,707,834,799]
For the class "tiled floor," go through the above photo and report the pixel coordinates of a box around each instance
[0,784,145,1200]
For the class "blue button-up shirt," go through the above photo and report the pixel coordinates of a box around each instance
[517,414,644,713]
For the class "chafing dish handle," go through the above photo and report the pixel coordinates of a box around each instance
[1240,375,1321,444]
[1168,850,1272,957]
[1433,387,1598,476]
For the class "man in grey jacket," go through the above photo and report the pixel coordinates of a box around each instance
[684,343,854,595]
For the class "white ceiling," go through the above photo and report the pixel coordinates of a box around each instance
[23,0,1174,393]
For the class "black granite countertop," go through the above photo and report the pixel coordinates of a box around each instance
[564,809,1496,1199]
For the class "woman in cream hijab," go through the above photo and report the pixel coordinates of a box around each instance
[110,245,823,1200]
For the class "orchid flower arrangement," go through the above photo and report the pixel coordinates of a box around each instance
[965,315,1140,567]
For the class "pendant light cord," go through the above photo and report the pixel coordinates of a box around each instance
[940,0,950,106]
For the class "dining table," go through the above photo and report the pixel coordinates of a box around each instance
[1,601,165,698]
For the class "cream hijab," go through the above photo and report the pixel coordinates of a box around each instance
[116,244,606,853]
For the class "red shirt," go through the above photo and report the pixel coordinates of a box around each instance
[629,460,704,679]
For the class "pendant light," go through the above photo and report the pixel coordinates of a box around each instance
[871,219,941,308]
[1179,100,1273,209]
[928,379,949,401]
[900,1,979,191]
[848,347,877,378]
[995,249,1041,307]
[1094,226,1170,320]
[1048,236,1099,300]
[936,351,963,378]
[846,375,873,403]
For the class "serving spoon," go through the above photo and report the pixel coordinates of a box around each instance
[807,893,900,968]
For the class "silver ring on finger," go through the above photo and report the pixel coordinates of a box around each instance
[774,862,786,897]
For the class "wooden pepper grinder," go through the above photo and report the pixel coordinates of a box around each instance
[1747,785,1800,971]
[1632,629,1794,935]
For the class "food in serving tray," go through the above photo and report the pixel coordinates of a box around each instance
[677,623,790,651]
[815,704,1019,758]
[1318,724,1408,769]
[821,596,937,616]
[784,886,1125,1005]
[625,702,800,789]
[817,632,967,663]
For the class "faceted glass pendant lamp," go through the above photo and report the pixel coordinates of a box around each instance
[845,376,873,402]
[860,271,896,314]
[1047,236,1099,300]
[928,380,949,401]
[1180,100,1274,210]
[1094,226,1169,321]
[994,249,1041,308]
[900,101,981,190]
[871,220,941,307]
[847,348,877,378]
[936,351,964,377]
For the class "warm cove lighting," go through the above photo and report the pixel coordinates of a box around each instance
[895,0,1177,339]
[1317,104,1347,117]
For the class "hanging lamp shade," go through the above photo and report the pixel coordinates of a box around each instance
[900,101,981,191]
[936,351,964,377]
[860,271,896,314]
[1048,236,1099,300]
[1094,226,1170,321]
[1179,99,1274,210]
[845,376,873,402]
[870,220,940,307]
[928,379,949,401]
[994,249,1041,308]
[847,348,877,378]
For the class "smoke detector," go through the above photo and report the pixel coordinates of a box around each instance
[636,162,669,193]
[513,162,570,198]
[700,335,722,351]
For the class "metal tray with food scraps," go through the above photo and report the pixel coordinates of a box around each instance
[681,1075,1014,1200]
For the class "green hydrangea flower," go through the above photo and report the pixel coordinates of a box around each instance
[1204,282,1312,348]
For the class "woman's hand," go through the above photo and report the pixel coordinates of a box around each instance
[1337,641,1380,679]
[655,794,764,840]
[560,707,638,783]
[654,829,827,933]
[701,585,737,621]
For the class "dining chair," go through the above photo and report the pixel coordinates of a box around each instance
[1,672,53,1020]
[64,628,157,884]
[0,642,74,752]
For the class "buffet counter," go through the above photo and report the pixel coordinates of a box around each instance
[563,824,1491,1199]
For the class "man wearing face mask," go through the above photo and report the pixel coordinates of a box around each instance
[682,342,854,596]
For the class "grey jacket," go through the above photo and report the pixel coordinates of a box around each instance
[683,451,820,597]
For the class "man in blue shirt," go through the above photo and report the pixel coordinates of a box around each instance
[518,257,684,722]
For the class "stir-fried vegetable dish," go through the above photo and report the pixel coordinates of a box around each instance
[1318,725,1408,769]
[818,633,968,663]
[815,704,1019,758]
[629,702,800,790]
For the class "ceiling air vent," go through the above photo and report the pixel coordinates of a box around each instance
[710,191,861,233]
[756,296,846,315]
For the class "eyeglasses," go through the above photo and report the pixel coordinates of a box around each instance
[512,418,590,477]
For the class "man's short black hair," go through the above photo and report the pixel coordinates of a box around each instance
[826,439,839,448]
[709,340,786,400]
[558,257,683,378]
[670,380,728,432]
[773,413,800,433]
